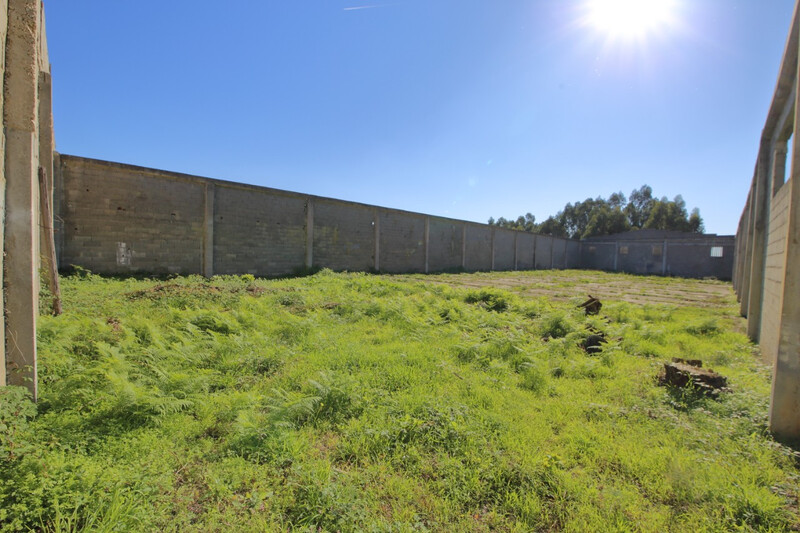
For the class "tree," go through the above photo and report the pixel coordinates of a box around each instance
[488,184,704,239]
[625,185,654,228]
[582,206,631,239]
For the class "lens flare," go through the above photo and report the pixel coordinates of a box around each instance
[586,0,678,40]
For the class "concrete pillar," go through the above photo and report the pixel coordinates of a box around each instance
[490,227,496,271]
[513,232,518,271]
[661,240,668,275]
[746,145,771,341]
[770,59,800,440]
[613,241,619,271]
[373,210,380,272]
[52,152,63,267]
[461,225,466,270]
[563,240,568,269]
[202,183,214,277]
[773,141,789,197]
[423,216,430,274]
[37,71,54,294]
[305,198,314,269]
[0,0,7,388]
[531,234,537,269]
[4,0,43,399]
[736,197,752,300]
[740,184,756,316]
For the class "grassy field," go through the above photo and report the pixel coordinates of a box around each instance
[1,269,798,531]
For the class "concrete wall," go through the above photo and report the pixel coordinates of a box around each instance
[428,218,463,272]
[1,0,53,399]
[579,237,734,280]
[516,232,535,270]
[379,210,425,273]
[760,181,792,365]
[493,228,516,271]
[535,235,553,269]
[57,155,580,278]
[734,0,800,440]
[463,224,493,271]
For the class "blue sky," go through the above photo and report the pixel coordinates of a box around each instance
[46,1,796,235]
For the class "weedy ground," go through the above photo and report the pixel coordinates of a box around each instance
[1,269,798,532]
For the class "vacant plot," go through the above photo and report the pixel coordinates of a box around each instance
[392,270,734,309]
[1,270,798,531]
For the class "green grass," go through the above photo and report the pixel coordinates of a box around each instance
[1,269,798,531]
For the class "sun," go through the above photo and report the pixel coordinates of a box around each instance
[585,0,678,40]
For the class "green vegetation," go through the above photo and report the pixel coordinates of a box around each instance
[1,270,798,531]
[489,184,704,238]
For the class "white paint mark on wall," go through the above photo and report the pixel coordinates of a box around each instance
[117,242,132,266]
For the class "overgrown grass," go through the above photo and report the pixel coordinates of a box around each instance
[1,269,798,531]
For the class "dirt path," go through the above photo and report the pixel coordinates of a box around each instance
[389,269,736,309]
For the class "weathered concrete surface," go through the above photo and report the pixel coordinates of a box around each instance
[215,186,306,276]
[746,144,771,341]
[0,0,8,388]
[428,218,463,272]
[534,235,553,270]
[493,228,516,271]
[4,0,47,399]
[464,224,492,271]
[515,232,535,270]
[379,210,425,273]
[735,0,800,441]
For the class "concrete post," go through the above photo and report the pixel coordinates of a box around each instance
[4,0,43,399]
[736,196,752,300]
[373,210,380,272]
[0,0,7,388]
[490,227,496,271]
[305,198,314,269]
[52,152,63,267]
[770,57,800,440]
[423,216,430,274]
[746,145,772,341]
[513,232,518,271]
[773,141,789,196]
[549,238,554,269]
[202,183,214,277]
[461,225,467,270]
[37,72,53,275]
[531,234,537,269]
[740,184,756,316]
[613,242,619,271]
[661,240,668,275]
[563,240,568,269]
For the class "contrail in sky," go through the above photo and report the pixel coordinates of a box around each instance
[343,3,394,11]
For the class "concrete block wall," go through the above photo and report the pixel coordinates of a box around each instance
[463,224,493,271]
[57,155,580,279]
[760,181,792,365]
[59,157,206,274]
[427,218,463,271]
[515,232,535,270]
[534,235,553,269]
[214,187,306,276]
[733,0,800,440]
[493,228,516,271]
[378,210,425,273]
[666,241,735,279]
[313,200,375,272]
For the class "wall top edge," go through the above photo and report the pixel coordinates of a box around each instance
[58,154,578,242]
[582,238,735,245]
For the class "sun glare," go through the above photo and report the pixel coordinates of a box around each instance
[586,0,678,40]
